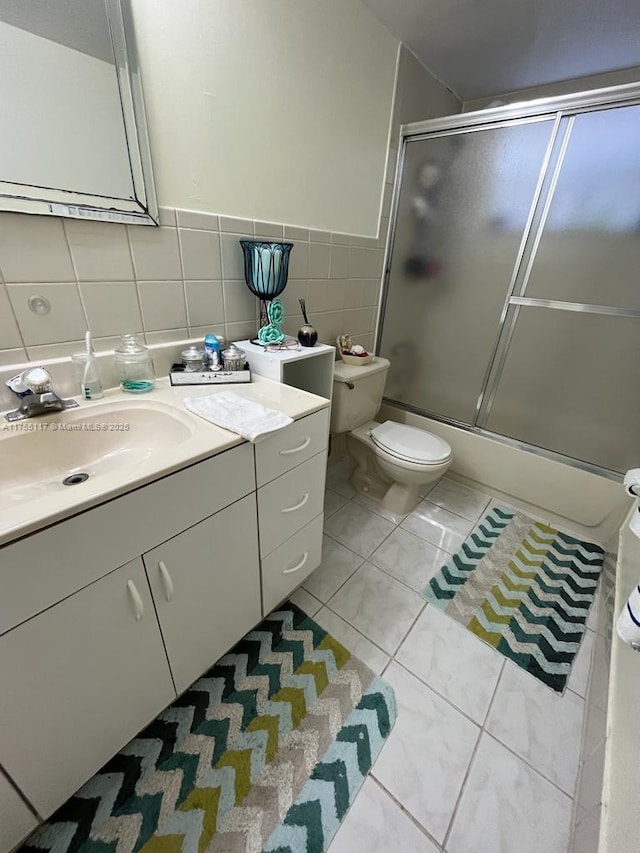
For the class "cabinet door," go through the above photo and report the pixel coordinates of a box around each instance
[0,558,175,819]
[0,767,37,853]
[144,494,261,694]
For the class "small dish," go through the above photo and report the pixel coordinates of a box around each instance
[340,351,373,366]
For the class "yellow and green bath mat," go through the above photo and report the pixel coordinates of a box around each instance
[19,602,396,853]
[423,505,604,693]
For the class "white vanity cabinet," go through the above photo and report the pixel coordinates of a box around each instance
[0,558,175,819]
[0,398,330,846]
[143,494,261,695]
[0,768,37,851]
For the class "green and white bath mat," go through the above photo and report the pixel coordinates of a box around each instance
[20,602,396,853]
[423,505,604,693]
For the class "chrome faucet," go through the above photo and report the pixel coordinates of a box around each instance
[5,366,79,422]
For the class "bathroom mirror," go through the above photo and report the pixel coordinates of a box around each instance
[0,0,158,225]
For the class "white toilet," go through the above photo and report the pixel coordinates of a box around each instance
[331,356,452,514]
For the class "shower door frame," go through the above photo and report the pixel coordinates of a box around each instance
[377,81,640,482]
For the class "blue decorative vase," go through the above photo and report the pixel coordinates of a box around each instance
[240,240,293,340]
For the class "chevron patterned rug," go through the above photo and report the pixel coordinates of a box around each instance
[19,602,396,853]
[423,505,604,693]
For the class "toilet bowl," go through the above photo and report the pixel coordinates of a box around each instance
[331,357,453,515]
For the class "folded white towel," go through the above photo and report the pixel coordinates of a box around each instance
[184,391,293,443]
[616,582,640,647]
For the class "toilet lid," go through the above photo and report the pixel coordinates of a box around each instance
[370,421,452,465]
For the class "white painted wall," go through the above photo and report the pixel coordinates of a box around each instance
[130,0,399,236]
[0,22,131,197]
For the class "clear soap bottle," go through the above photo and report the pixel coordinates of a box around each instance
[114,334,155,393]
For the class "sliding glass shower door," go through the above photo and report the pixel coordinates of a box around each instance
[379,95,640,475]
[380,118,556,423]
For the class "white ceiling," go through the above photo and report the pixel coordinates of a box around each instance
[361,0,640,100]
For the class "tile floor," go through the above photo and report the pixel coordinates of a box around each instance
[290,461,598,853]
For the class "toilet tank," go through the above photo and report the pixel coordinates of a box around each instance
[331,357,390,433]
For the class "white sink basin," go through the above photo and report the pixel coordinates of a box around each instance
[0,399,195,508]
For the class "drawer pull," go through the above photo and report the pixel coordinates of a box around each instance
[283,552,309,575]
[281,492,309,514]
[126,580,144,621]
[158,561,174,602]
[279,436,311,456]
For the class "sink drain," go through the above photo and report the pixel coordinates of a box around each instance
[62,472,89,486]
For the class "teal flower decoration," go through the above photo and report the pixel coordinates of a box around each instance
[267,299,285,326]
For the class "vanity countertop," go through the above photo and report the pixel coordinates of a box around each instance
[0,376,330,547]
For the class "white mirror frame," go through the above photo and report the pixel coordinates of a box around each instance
[0,0,159,226]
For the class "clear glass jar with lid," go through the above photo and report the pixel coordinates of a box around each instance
[114,334,155,393]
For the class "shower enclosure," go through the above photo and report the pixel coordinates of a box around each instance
[378,84,640,478]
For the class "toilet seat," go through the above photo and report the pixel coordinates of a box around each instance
[369,421,452,466]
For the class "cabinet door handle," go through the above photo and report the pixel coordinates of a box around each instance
[279,436,311,456]
[158,561,174,602]
[127,580,144,621]
[281,492,309,514]
[283,551,309,575]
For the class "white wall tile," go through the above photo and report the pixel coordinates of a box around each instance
[309,229,331,243]
[254,221,284,239]
[189,323,225,343]
[158,206,177,226]
[7,282,87,345]
[0,284,23,349]
[185,280,224,327]
[349,246,384,279]
[219,216,253,234]
[284,225,309,241]
[0,214,74,282]
[176,210,219,231]
[288,242,309,279]
[179,228,223,280]
[219,233,245,280]
[225,319,257,342]
[80,281,142,337]
[0,347,27,366]
[309,242,331,278]
[329,245,349,279]
[137,281,187,331]
[129,225,183,280]
[223,280,258,323]
[65,220,134,281]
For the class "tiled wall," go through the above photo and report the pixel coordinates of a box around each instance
[0,205,389,372]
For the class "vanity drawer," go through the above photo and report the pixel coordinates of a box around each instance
[257,451,326,557]
[0,443,255,636]
[261,513,323,614]
[255,407,329,487]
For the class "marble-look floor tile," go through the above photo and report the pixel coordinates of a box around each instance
[353,493,407,525]
[425,478,490,522]
[303,535,363,602]
[567,629,595,698]
[401,501,474,554]
[324,502,395,558]
[485,662,584,795]
[328,777,438,853]
[369,528,449,593]
[325,458,357,498]
[328,563,424,654]
[576,740,605,813]
[582,703,607,760]
[396,607,503,724]
[314,607,390,675]
[447,734,573,853]
[324,488,349,519]
[288,587,322,616]
[373,662,479,843]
